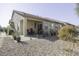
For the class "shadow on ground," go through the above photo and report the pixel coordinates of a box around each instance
[27,35,58,42]
[20,41,28,45]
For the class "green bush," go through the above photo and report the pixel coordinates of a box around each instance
[58,25,76,41]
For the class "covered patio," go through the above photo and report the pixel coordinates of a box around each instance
[27,19,43,36]
[20,18,60,38]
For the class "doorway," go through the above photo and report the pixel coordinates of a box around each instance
[37,23,43,34]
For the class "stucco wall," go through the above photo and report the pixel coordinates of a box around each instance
[12,13,25,35]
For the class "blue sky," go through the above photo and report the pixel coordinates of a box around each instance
[0,3,78,27]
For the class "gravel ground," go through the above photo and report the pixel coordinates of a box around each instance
[0,37,79,56]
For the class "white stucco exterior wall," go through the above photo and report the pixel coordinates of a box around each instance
[11,13,25,35]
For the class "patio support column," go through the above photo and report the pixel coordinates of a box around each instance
[23,18,27,36]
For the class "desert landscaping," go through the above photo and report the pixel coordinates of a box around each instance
[0,3,79,56]
[0,35,79,56]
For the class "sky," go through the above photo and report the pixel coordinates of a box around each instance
[0,3,79,27]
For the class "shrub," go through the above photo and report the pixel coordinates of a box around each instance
[58,25,76,41]
[9,20,15,35]
[9,20,21,42]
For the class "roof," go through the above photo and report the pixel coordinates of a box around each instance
[11,10,73,25]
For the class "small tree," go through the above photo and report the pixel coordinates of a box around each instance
[58,25,77,52]
[9,20,21,43]
[58,25,76,42]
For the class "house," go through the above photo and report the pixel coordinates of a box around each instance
[10,10,71,36]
